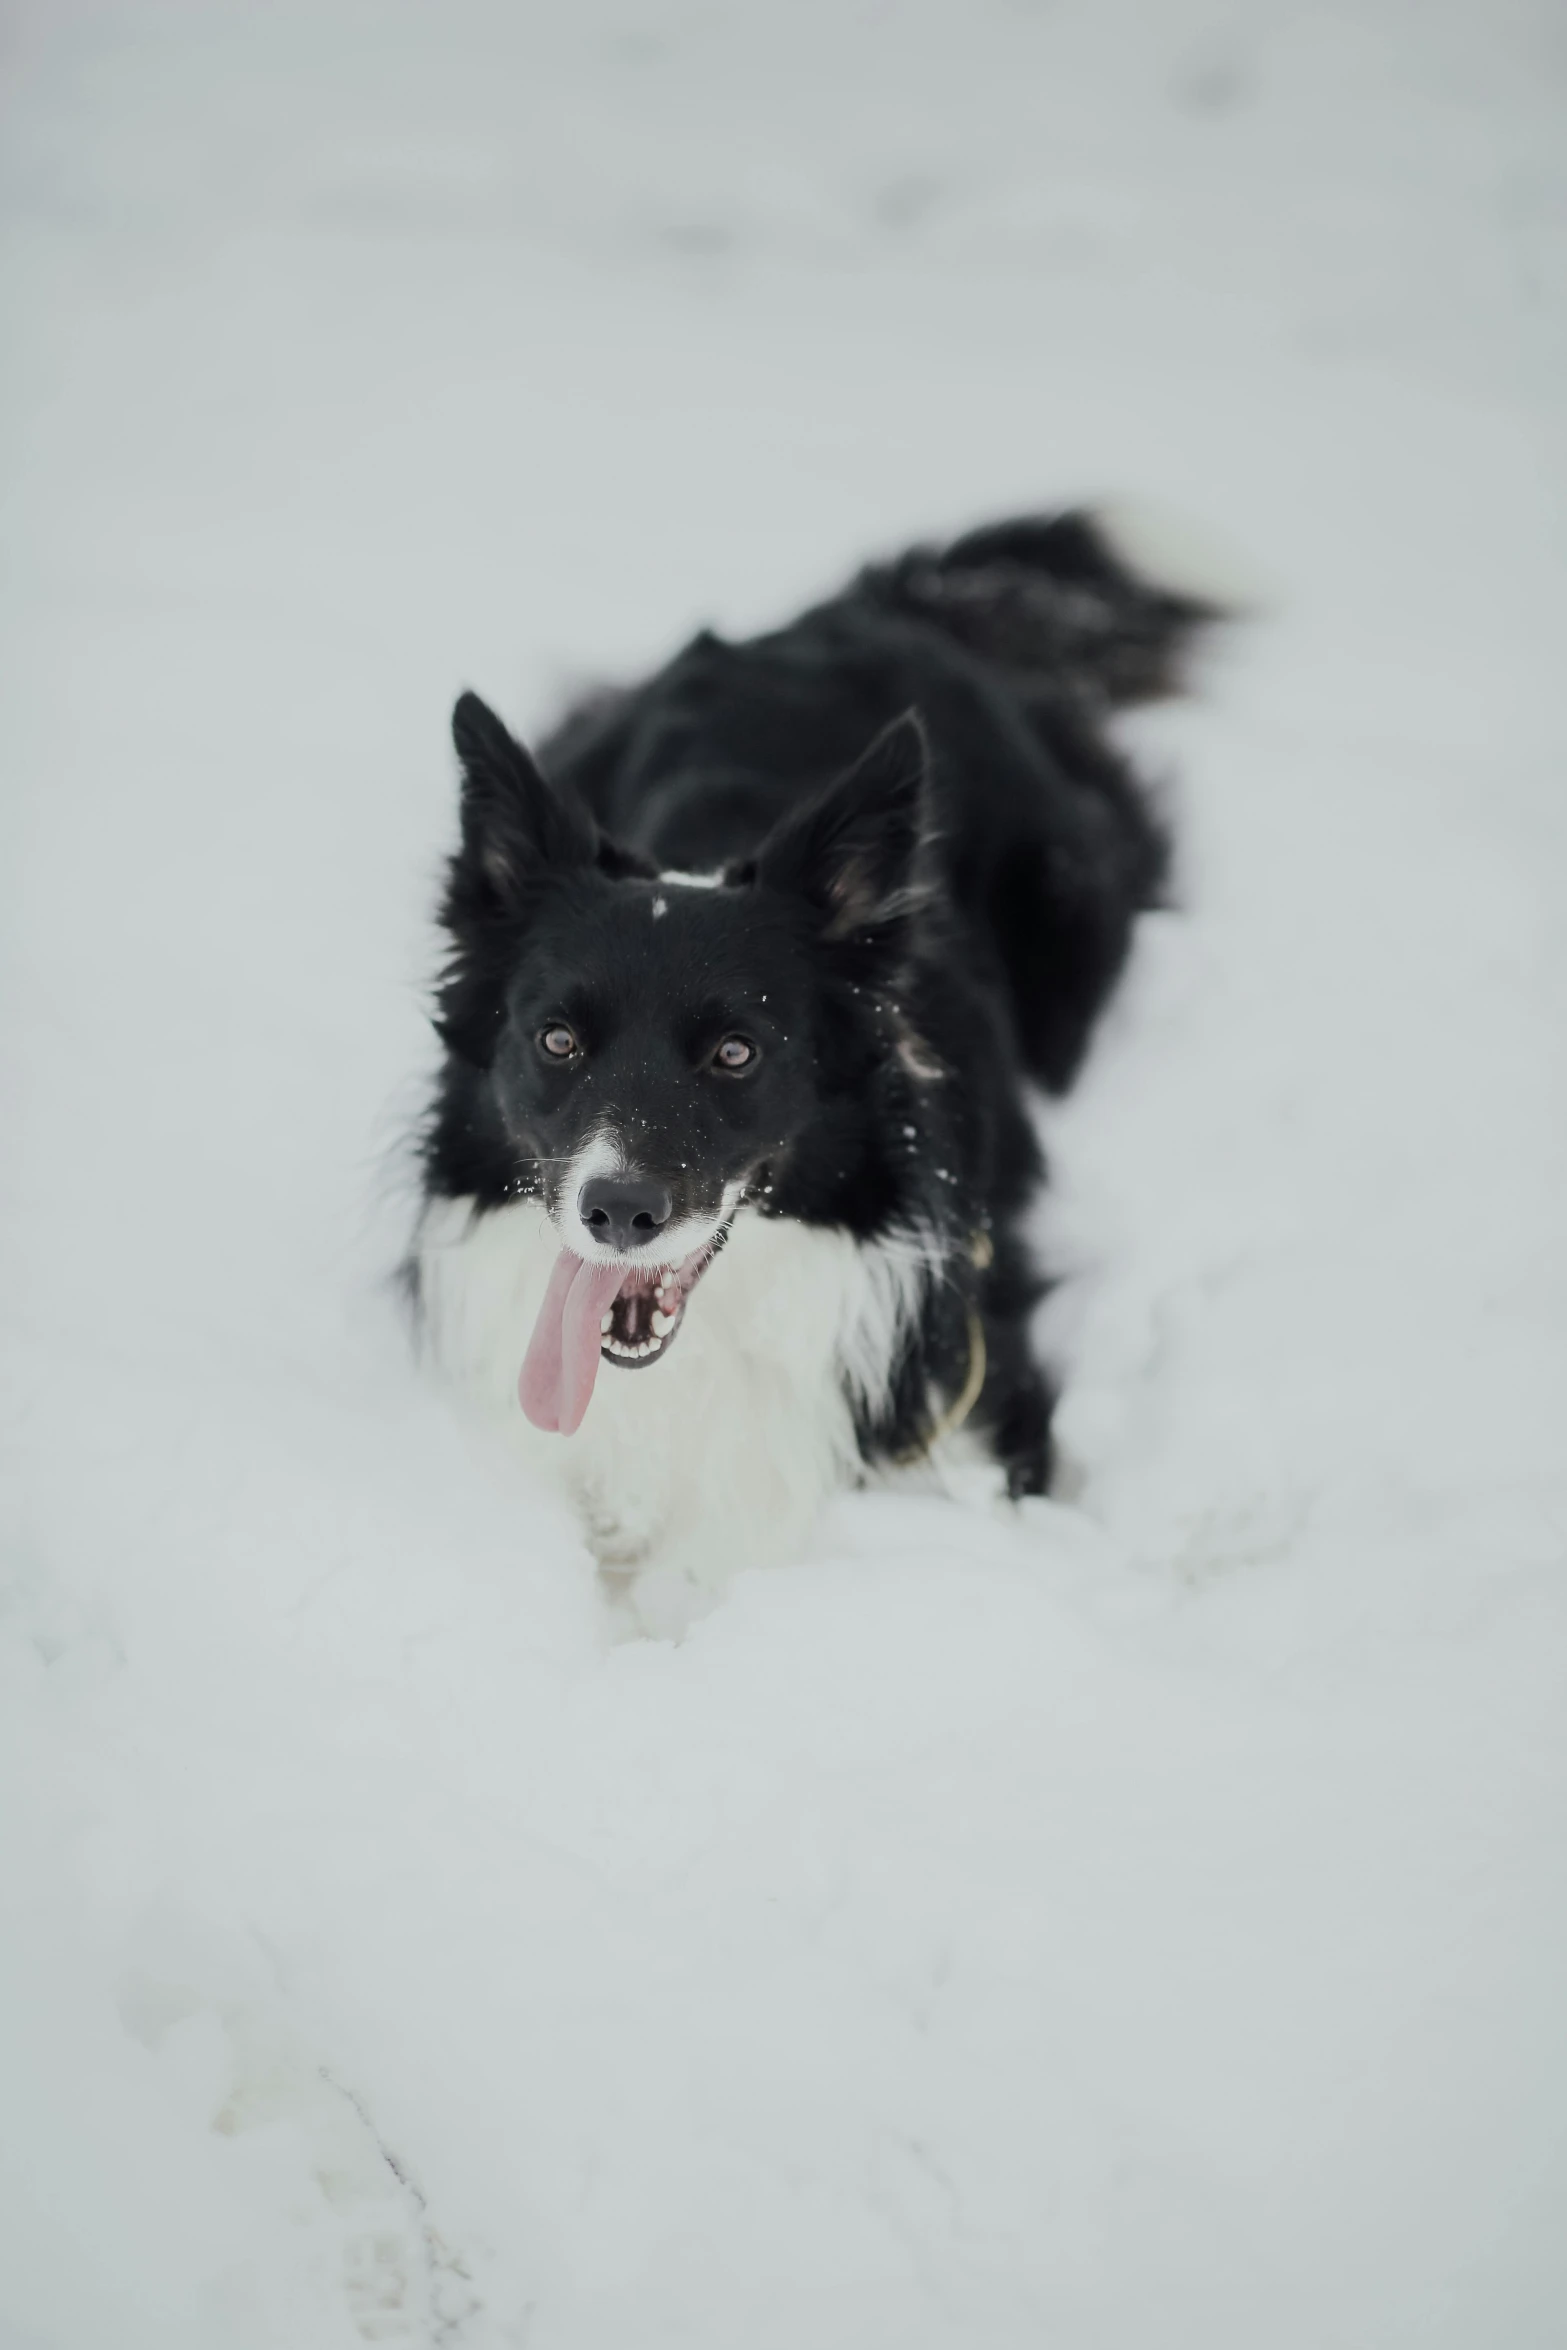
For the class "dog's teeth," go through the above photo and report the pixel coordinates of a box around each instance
[650,1309,674,1337]
[601,1312,614,1333]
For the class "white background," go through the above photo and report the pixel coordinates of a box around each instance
[2,2,1564,2343]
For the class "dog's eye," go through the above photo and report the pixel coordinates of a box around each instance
[712,1035,757,1073]
[538,1024,579,1060]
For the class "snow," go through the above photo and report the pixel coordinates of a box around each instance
[2,0,1565,2342]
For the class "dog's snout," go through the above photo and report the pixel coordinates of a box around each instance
[578,1175,673,1253]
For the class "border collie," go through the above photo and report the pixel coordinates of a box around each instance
[410,511,1211,1611]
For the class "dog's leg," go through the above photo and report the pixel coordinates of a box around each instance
[615,1495,825,1638]
[976,1314,1057,1499]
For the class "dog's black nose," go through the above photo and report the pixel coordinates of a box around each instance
[578,1175,673,1253]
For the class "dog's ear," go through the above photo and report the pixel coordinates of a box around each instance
[450,690,596,912]
[752,710,932,948]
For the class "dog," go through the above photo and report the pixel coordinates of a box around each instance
[410,510,1211,1609]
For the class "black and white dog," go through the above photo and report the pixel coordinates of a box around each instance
[411,512,1210,1602]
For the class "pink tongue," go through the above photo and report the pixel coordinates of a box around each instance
[518,1250,628,1435]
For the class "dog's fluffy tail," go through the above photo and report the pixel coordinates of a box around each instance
[863,504,1236,1091]
[864,502,1225,709]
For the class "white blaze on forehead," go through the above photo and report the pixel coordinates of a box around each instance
[657,869,725,889]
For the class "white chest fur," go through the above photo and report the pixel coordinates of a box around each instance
[415,1198,930,1592]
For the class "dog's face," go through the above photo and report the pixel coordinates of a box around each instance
[488,867,817,1259]
[436,692,930,1384]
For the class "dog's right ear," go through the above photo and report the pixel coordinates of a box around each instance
[449,690,596,914]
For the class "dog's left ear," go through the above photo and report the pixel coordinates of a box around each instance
[752,710,932,947]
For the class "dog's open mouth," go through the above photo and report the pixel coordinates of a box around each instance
[518,1240,721,1436]
[598,1249,712,1370]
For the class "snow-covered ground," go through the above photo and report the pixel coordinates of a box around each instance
[3,2,1565,2342]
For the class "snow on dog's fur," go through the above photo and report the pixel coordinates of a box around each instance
[409,511,1213,1603]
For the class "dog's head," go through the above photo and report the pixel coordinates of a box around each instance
[435,690,934,1429]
